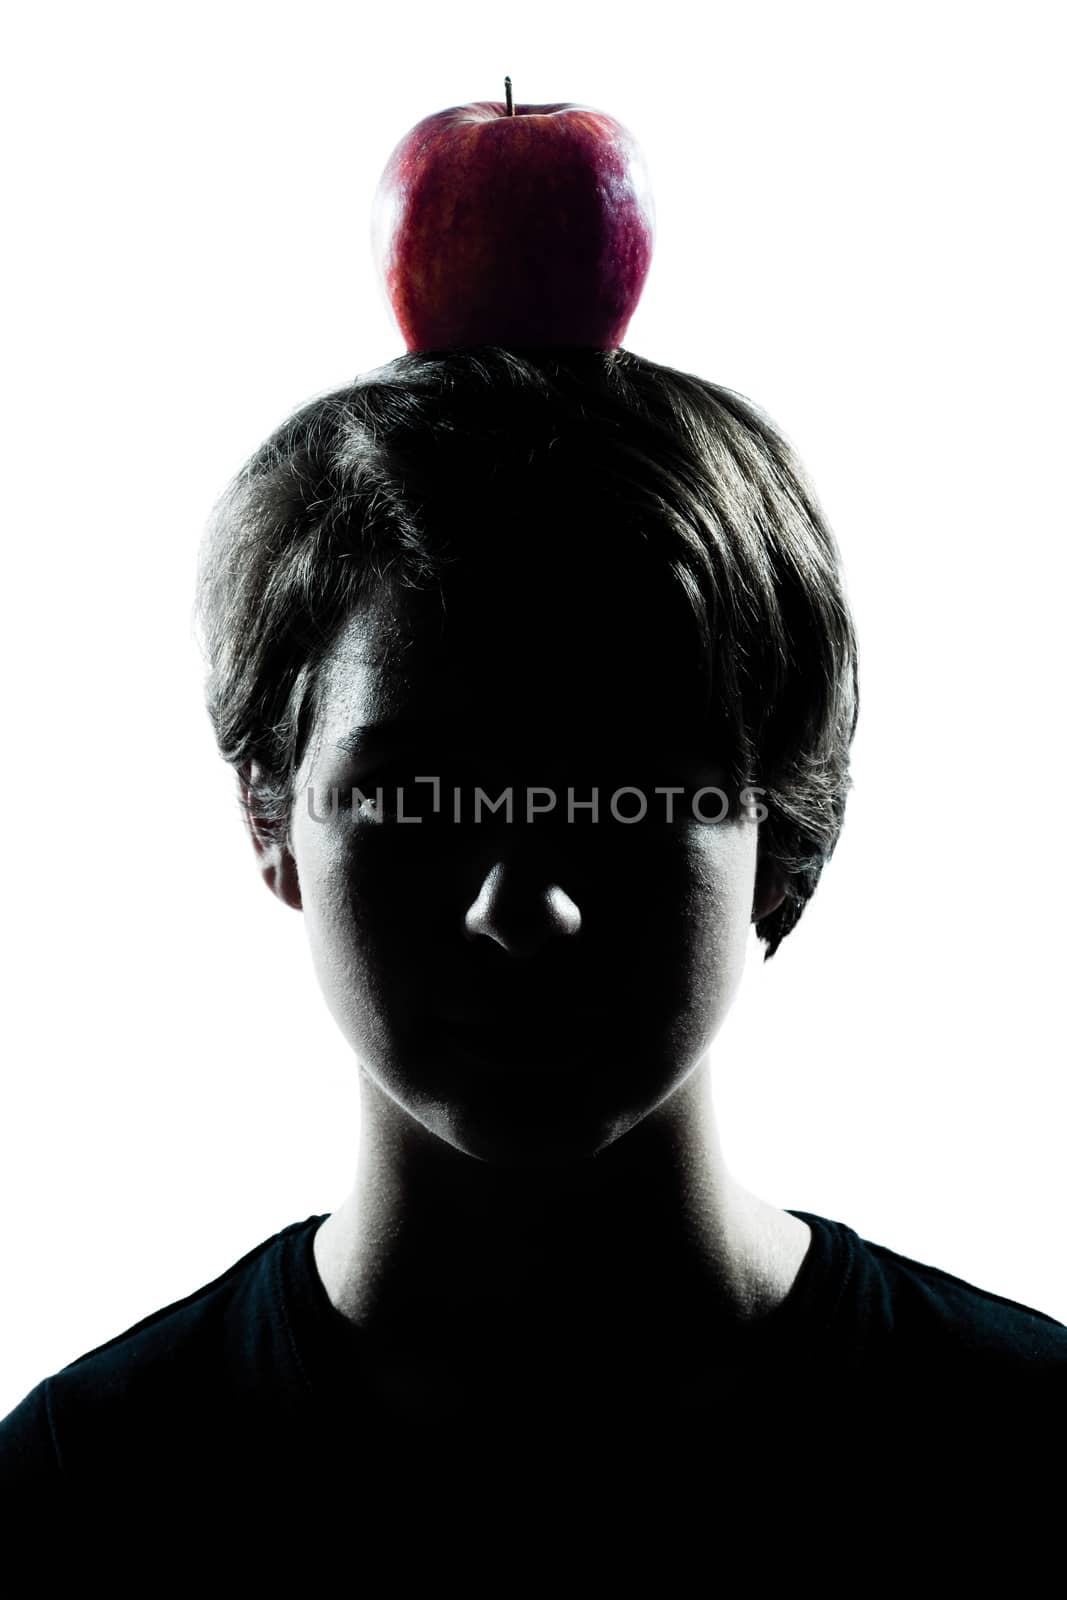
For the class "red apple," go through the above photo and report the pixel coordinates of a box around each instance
[371,87,655,351]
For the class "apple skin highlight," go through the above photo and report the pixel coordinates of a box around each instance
[371,100,656,352]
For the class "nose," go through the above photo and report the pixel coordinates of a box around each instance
[463,858,582,957]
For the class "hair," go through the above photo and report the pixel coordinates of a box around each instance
[194,345,859,960]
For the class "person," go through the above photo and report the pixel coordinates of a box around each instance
[1,346,1063,1574]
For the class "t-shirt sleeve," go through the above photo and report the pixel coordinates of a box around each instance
[0,1379,63,1485]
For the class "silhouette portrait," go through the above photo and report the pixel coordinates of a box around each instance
[3,345,1063,1579]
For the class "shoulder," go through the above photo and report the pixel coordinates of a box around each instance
[0,1215,320,1482]
[0,1377,60,1485]
[789,1208,1067,1374]
[863,1233,1067,1370]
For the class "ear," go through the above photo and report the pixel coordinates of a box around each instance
[752,851,788,923]
[238,762,302,912]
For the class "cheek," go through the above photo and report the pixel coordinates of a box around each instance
[644,826,756,1021]
[294,820,466,1036]
[290,814,394,1028]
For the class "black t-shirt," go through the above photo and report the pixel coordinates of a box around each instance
[2,1208,1064,1576]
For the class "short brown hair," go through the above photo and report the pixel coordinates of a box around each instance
[194,346,859,959]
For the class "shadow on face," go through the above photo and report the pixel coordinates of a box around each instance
[288,540,765,1168]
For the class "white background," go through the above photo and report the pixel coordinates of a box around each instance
[2,0,1064,1417]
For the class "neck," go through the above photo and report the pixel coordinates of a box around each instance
[314,1059,811,1384]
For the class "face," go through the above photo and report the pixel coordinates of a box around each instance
[277,553,777,1168]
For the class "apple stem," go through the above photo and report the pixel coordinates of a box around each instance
[504,75,514,115]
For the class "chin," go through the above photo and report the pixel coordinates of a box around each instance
[364,1025,682,1165]
[416,1063,644,1169]
[439,1115,621,1170]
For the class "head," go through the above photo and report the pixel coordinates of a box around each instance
[194,347,858,1165]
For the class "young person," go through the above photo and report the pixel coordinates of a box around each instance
[2,347,1062,1570]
